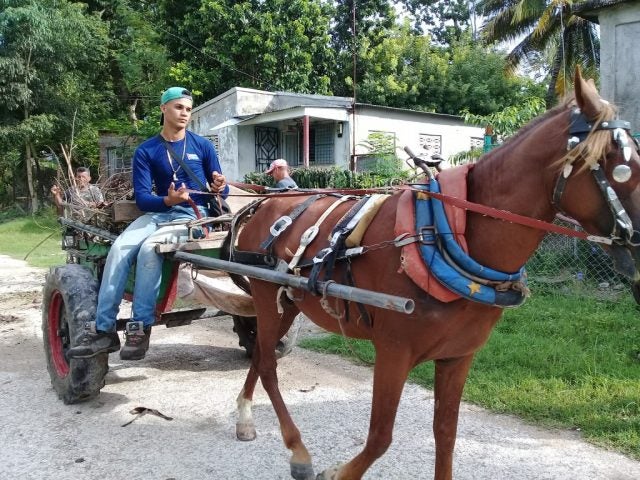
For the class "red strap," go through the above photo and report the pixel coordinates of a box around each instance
[224,182,604,242]
[422,189,592,240]
[187,198,208,237]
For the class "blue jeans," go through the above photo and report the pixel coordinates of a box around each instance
[95,205,206,331]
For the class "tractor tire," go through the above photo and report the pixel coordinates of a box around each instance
[42,264,109,404]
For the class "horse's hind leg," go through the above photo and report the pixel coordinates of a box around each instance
[318,346,413,480]
[432,354,474,480]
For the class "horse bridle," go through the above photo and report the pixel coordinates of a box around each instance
[552,107,640,247]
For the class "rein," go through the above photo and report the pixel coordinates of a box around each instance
[223,182,615,245]
[410,187,614,245]
[211,107,640,248]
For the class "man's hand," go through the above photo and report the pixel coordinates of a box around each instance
[164,182,190,206]
[211,171,226,193]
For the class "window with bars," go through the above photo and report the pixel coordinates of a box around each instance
[310,124,334,165]
[204,134,220,152]
[419,134,442,155]
[356,130,397,172]
[106,146,136,176]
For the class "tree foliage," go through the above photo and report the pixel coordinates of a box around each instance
[403,0,474,44]
[0,0,111,210]
[462,96,547,139]
[159,0,335,99]
[0,0,555,209]
[478,0,600,106]
[355,25,545,115]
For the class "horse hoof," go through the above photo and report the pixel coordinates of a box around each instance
[316,464,342,480]
[290,462,315,480]
[235,422,256,441]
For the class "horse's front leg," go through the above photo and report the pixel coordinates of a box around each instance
[318,346,413,480]
[246,290,312,479]
[236,358,260,441]
[433,354,475,480]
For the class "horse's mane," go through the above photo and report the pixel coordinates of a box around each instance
[559,100,618,171]
[478,95,618,172]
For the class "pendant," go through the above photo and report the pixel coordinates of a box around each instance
[173,173,178,182]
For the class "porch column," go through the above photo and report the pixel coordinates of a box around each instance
[303,115,310,168]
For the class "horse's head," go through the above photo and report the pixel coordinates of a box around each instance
[553,67,640,288]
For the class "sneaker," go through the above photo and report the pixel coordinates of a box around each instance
[67,321,120,359]
[120,321,152,361]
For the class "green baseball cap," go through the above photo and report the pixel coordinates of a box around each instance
[160,87,192,105]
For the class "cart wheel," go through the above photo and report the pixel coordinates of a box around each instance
[42,264,109,404]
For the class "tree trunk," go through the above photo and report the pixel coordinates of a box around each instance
[25,142,38,213]
[545,53,562,109]
[23,46,38,213]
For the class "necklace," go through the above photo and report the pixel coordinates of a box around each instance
[166,137,187,182]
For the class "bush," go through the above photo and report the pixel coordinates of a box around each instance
[244,166,409,189]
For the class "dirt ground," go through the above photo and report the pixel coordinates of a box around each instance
[1,254,640,480]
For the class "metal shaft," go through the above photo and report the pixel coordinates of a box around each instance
[59,217,118,242]
[172,251,414,314]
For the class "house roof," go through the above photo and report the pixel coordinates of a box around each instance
[209,105,349,131]
[572,0,639,22]
[202,87,468,131]
[355,103,465,122]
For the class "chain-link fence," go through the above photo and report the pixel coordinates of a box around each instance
[526,217,630,299]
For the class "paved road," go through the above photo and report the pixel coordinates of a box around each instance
[1,255,639,479]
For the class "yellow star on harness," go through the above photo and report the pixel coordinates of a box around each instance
[467,282,481,296]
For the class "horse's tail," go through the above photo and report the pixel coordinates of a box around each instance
[221,227,252,296]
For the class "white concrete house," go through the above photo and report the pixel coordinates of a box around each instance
[189,87,484,181]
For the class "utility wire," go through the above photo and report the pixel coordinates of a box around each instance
[153,25,276,91]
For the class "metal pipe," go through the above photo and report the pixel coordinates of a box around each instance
[59,217,118,242]
[172,251,414,314]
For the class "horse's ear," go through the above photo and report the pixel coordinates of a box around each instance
[574,65,603,119]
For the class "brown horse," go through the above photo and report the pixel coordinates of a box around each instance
[229,68,640,479]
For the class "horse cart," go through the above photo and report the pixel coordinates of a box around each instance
[41,70,640,480]
[40,190,252,403]
[41,185,413,405]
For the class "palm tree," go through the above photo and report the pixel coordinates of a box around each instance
[478,0,600,106]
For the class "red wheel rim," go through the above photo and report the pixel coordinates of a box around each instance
[48,291,70,377]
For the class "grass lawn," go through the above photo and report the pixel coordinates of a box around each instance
[0,209,66,268]
[301,292,640,460]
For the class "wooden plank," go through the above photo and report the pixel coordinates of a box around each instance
[155,231,227,253]
[111,200,143,222]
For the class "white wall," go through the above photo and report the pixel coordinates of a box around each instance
[190,88,484,180]
[354,106,483,163]
[190,88,279,181]
[598,3,640,134]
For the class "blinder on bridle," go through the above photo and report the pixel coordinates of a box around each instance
[553,107,640,247]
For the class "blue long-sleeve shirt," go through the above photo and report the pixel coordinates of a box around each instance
[132,131,229,212]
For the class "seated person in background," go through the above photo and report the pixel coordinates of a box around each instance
[50,166,104,215]
[265,158,298,190]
